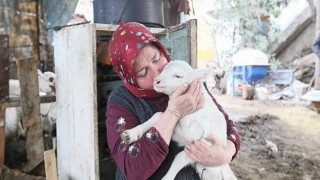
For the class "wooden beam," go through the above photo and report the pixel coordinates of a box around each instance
[7,95,56,108]
[55,23,100,179]
[315,0,320,90]
[0,34,9,174]
[16,58,44,172]
[0,101,6,172]
[0,35,9,101]
[44,150,58,180]
[188,19,198,69]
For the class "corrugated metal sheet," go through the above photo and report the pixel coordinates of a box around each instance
[0,35,9,100]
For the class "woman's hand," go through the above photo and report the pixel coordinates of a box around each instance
[184,136,236,167]
[155,80,204,145]
[166,80,204,119]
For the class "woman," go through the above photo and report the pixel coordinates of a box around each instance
[106,22,240,180]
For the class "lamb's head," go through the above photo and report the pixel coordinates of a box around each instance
[153,60,211,96]
[38,70,56,94]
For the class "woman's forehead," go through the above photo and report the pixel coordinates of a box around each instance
[136,44,158,62]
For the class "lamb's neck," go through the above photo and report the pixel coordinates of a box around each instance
[179,84,213,122]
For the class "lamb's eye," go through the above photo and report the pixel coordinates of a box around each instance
[49,77,54,82]
[174,75,183,78]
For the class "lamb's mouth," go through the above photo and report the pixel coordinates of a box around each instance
[154,86,165,92]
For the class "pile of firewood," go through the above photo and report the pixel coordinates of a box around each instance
[292,53,316,84]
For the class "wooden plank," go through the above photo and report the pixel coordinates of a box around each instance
[16,58,44,172]
[54,23,99,179]
[0,101,6,170]
[188,19,198,68]
[315,0,320,90]
[0,35,9,101]
[12,2,38,62]
[44,150,58,180]
[95,23,167,45]
[7,95,56,108]
[94,23,167,35]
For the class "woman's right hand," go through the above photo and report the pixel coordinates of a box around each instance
[167,80,204,120]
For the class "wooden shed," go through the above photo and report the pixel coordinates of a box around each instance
[54,20,197,179]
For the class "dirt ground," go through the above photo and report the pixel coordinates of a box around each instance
[214,94,320,180]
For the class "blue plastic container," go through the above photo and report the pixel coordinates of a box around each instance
[233,66,268,82]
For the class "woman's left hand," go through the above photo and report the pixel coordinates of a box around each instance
[184,135,234,167]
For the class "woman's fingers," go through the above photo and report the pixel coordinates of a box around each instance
[171,83,188,98]
[185,142,201,160]
[206,135,221,146]
[195,85,203,106]
[189,80,204,110]
[184,146,199,161]
[185,140,212,165]
[191,80,200,97]
[167,80,204,118]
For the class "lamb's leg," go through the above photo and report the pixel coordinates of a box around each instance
[121,112,163,144]
[162,151,194,180]
[220,164,237,180]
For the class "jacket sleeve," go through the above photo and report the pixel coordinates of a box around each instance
[106,103,169,179]
[206,90,241,160]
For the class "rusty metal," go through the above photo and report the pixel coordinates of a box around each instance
[0,35,9,101]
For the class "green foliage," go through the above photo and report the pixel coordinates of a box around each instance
[210,0,290,64]
[269,54,283,70]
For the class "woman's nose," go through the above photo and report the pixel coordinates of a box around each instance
[150,67,160,80]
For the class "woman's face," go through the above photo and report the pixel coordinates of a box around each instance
[134,44,168,90]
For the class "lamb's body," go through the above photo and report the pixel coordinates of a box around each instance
[121,60,236,180]
[171,85,226,147]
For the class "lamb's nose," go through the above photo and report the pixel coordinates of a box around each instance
[155,79,161,84]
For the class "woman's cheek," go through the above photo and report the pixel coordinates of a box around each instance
[146,77,154,89]
[137,78,153,89]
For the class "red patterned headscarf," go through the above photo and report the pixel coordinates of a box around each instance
[109,22,170,99]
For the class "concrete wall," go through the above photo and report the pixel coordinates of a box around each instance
[277,22,316,67]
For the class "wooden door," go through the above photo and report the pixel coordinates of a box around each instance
[168,19,197,68]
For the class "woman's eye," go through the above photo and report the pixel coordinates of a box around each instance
[174,75,183,78]
[153,51,161,63]
[153,57,161,63]
[137,70,147,78]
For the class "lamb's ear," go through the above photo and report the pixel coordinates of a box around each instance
[37,69,46,79]
[189,68,212,82]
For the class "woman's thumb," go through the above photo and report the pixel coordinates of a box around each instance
[206,135,219,145]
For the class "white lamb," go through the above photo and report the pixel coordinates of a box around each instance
[37,70,56,95]
[121,60,237,180]
[9,70,55,98]
[5,70,56,140]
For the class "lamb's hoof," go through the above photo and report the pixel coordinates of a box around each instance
[121,131,130,143]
